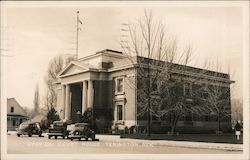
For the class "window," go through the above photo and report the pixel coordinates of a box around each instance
[12,119,16,126]
[152,83,158,92]
[203,92,209,99]
[10,107,14,113]
[115,77,124,93]
[152,115,158,120]
[185,113,193,122]
[184,83,192,96]
[205,115,210,121]
[176,83,184,96]
[117,105,123,121]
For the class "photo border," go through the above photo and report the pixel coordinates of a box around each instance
[1,1,249,160]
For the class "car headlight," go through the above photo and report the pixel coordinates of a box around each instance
[75,131,79,135]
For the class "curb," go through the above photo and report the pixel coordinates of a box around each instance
[96,135,243,151]
[154,140,243,151]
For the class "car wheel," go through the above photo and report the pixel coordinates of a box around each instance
[39,134,42,137]
[17,134,21,137]
[55,136,57,139]
[85,137,88,141]
[28,134,32,137]
[63,136,65,139]
[48,135,51,139]
[70,138,73,141]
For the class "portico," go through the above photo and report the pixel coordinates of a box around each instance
[55,50,136,131]
[60,80,94,122]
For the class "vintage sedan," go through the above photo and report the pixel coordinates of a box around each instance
[47,121,68,139]
[68,123,98,141]
[16,122,42,137]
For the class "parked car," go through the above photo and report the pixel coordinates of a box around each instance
[68,123,98,141]
[16,122,42,137]
[47,121,68,139]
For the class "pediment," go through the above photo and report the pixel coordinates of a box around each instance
[65,65,85,75]
[58,61,90,77]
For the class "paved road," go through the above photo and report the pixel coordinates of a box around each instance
[7,134,242,154]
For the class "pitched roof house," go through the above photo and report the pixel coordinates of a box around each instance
[7,98,29,130]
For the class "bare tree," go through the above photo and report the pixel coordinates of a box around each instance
[44,55,74,111]
[231,98,243,123]
[121,10,193,135]
[193,60,234,134]
[44,55,74,125]
[155,62,204,135]
[22,106,33,118]
[198,82,231,134]
[31,84,40,118]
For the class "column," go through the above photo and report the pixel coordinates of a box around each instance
[82,81,87,114]
[114,105,117,122]
[87,80,94,108]
[17,117,20,126]
[9,116,11,131]
[62,85,66,119]
[65,84,71,121]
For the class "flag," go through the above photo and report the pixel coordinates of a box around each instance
[78,18,82,24]
[77,11,83,24]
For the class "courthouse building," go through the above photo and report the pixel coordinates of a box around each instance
[55,49,233,133]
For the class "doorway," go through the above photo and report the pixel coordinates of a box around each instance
[70,83,82,123]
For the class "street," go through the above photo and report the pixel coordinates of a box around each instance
[7,133,242,154]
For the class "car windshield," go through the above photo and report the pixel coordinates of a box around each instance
[67,124,75,131]
[54,122,65,126]
[75,123,87,127]
[19,124,29,129]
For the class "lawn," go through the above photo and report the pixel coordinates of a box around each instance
[120,133,243,144]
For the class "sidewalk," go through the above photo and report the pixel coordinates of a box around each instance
[7,131,18,135]
[8,131,48,137]
[96,134,243,151]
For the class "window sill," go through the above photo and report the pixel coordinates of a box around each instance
[115,91,125,95]
[114,121,124,125]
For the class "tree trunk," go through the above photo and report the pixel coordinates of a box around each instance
[170,122,176,135]
[147,67,151,136]
[170,112,180,135]
[217,115,221,135]
[218,116,221,133]
[147,108,151,136]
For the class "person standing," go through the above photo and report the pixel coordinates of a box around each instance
[235,120,242,141]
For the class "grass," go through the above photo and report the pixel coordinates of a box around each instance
[120,133,243,144]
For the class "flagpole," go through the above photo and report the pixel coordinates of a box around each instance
[76,11,79,60]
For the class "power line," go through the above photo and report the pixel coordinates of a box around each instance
[120,23,130,50]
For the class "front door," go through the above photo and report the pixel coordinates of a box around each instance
[70,83,82,123]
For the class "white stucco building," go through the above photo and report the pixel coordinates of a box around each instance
[55,49,233,133]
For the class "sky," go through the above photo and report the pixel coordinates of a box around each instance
[1,2,246,109]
